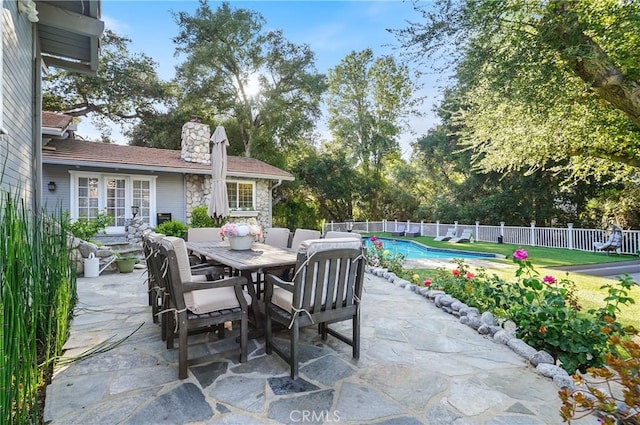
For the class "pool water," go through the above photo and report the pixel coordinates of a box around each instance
[364,237,496,260]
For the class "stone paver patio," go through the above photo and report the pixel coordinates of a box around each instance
[44,268,598,424]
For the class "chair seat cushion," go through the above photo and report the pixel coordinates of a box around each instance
[185,286,251,315]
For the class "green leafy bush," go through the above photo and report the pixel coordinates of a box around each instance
[156,219,188,237]
[560,336,640,424]
[68,211,112,241]
[190,205,216,228]
[432,250,635,374]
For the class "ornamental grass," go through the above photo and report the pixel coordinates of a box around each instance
[1,191,77,424]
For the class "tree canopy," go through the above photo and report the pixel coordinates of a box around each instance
[173,1,325,159]
[396,0,640,179]
[42,30,169,140]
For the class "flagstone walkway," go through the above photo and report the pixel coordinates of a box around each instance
[44,269,598,425]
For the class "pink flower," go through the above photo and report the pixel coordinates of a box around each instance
[513,249,528,260]
[375,241,383,248]
[423,278,432,287]
[465,272,475,279]
[370,236,377,242]
[452,269,460,277]
[543,275,557,284]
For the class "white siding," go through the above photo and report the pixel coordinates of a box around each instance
[2,2,36,203]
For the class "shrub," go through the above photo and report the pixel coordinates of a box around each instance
[190,206,216,228]
[364,235,407,278]
[559,336,640,424]
[156,219,188,237]
[68,211,112,241]
[432,251,635,374]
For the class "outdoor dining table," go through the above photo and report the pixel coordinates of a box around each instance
[185,240,298,327]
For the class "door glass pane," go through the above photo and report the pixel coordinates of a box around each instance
[77,177,99,219]
[132,180,151,222]
[106,178,126,226]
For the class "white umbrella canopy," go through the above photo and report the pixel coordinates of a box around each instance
[208,125,230,219]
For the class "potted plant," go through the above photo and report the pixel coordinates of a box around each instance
[220,219,263,250]
[115,254,138,273]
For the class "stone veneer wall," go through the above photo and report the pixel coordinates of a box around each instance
[184,175,272,229]
[180,120,272,229]
[181,121,211,165]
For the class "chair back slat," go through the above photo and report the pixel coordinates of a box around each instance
[291,247,363,317]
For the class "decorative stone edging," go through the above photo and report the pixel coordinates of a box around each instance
[365,265,576,391]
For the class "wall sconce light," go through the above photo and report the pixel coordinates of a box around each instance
[18,0,39,22]
[131,205,139,218]
[48,181,56,192]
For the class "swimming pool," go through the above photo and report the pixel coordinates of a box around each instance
[364,237,497,260]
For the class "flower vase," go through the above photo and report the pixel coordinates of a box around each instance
[228,235,255,250]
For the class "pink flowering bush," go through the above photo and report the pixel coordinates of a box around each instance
[364,235,407,278]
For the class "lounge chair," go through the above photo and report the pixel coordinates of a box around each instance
[264,238,365,378]
[434,227,457,242]
[594,226,623,255]
[391,224,406,236]
[404,225,421,237]
[449,229,473,243]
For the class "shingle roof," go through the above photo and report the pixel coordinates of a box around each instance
[42,112,73,130]
[42,139,294,181]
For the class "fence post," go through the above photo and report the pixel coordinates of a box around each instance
[420,220,424,236]
[475,221,480,242]
[330,221,334,232]
[530,221,536,246]
[436,220,440,238]
[454,221,458,232]
[567,223,574,250]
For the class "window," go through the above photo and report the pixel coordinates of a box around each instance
[227,181,255,210]
[70,171,156,233]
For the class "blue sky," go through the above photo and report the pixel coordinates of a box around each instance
[90,0,444,156]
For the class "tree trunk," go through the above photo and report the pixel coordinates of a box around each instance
[546,1,640,130]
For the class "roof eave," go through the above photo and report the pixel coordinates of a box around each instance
[42,158,295,181]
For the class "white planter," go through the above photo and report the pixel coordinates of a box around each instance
[228,235,255,250]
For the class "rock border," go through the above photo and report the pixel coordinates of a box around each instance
[366,265,577,391]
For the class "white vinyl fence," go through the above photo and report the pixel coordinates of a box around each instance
[322,220,640,256]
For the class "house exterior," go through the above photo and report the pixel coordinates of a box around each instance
[2,0,103,210]
[41,118,294,233]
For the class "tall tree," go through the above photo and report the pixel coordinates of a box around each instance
[173,1,325,159]
[395,0,640,177]
[43,30,169,140]
[326,49,420,219]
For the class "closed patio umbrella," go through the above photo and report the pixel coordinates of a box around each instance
[208,125,230,219]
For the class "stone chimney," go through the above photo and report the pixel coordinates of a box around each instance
[181,115,211,164]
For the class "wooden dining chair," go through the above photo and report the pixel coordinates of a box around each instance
[159,236,251,379]
[264,227,291,248]
[264,238,365,378]
[289,229,321,250]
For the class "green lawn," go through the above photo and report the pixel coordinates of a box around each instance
[365,233,640,330]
